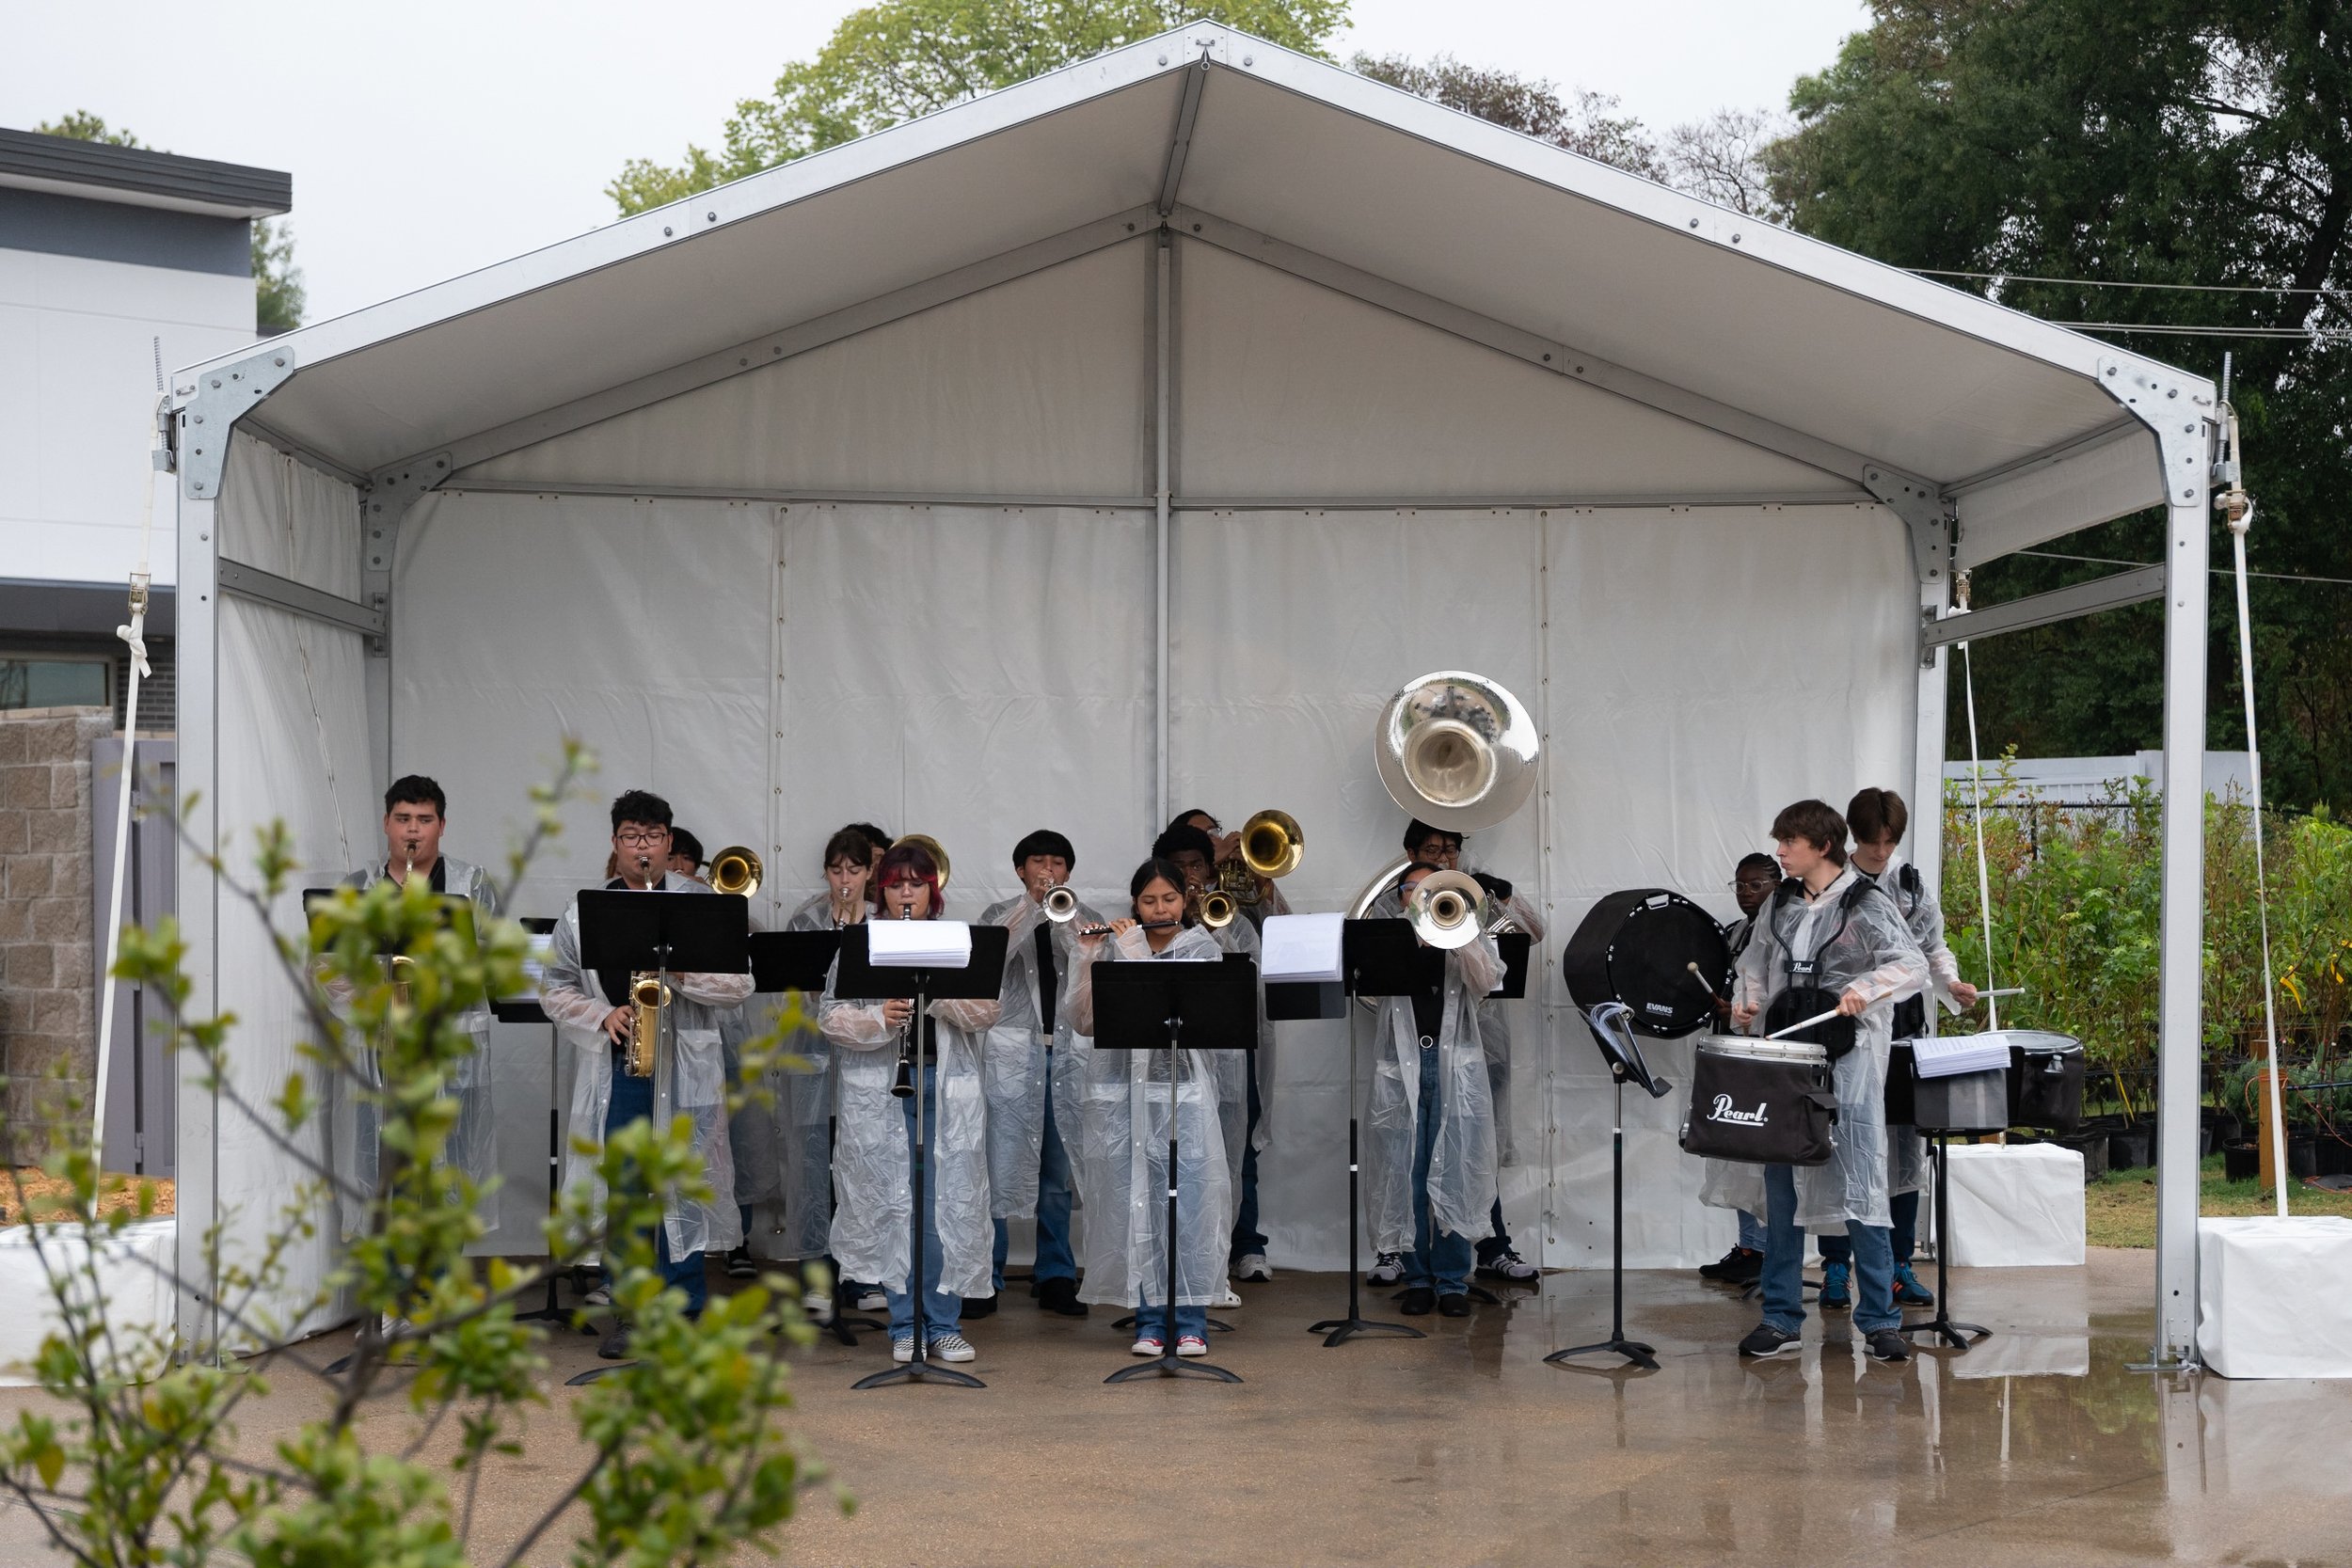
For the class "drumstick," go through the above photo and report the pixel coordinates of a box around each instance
[1766,1004,1845,1041]
[1684,961,1724,1003]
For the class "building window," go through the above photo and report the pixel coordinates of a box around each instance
[0,654,111,711]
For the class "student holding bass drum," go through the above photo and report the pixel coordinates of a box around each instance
[1720,799,1928,1365]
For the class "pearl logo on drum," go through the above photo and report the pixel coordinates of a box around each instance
[1708,1094,1769,1126]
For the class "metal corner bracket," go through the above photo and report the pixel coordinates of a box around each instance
[172,346,297,499]
[2095,356,2216,506]
[1861,465,1954,588]
[360,453,453,657]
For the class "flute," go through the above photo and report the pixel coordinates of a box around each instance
[1075,919,1183,938]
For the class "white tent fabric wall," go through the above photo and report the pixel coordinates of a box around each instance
[211,435,373,1344]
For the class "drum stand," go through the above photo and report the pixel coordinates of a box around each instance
[1898,1132,1991,1350]
[1546,1077,1659,1371]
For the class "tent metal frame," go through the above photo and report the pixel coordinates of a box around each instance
[164,23,2219,1366]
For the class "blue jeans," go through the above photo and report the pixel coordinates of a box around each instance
[1230,1065,1267,1260]
[883,1064,961,1343]
[992,1074,1076,1289]
[1408,1044,1473,1293]
[603,1061,707,1316]
[1737,1209,1766,1252]
[1817,1189,1920,1267]
[1136,1298,1207,1342]
[1762,1164,1897,1334]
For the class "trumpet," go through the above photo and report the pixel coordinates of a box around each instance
[709,845,762,897]
[891,901,916,1099]
[1215,808,1304,906]
[1405,869,1489,950]
[1042,883,1082,924]
[1199,888,1239,930]
[625,972,669,1077]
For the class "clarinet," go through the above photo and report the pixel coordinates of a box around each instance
[890,900,916,1099]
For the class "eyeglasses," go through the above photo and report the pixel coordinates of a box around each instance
[615,828,669,847]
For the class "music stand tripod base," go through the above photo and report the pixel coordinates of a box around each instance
[854,1354,984,1390]
[1897,1132,1991,1350]
[1106,1343,1242,1384]
[1544,1336,1659,1372]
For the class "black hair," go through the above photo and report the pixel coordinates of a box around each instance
[1735,851,1778,877]
[1170,808,1218,832]
[669,827,705,867]
[611,789,673,832]
[843,821,891,861]
[1151,823,1216,863]
[384,774,447,817]
[822,828,872,868]
[1770,799,1849,865]
[1011,829,1077,870]
[1393,859,1442,895]
[1130,857,1189,909]
[1402,817,1462,853]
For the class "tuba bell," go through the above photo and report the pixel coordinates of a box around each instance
[708,845,762,897]
[1374,671,1539,833]
[890,832,952,893]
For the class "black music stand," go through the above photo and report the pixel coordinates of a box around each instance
[1092,956,1256,1385]
[748,929,882,1347]
[564,888,751,1386]
[498,918,567,1326]
[1546,1002,1670,1372]
[834,921,1009,1390]
[1304,920,1437,1347]
[1898,1131,1993,1351]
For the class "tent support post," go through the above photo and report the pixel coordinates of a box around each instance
[172,488,221,1354]
[1153,229,1172,826]
[2102,358,2216,1370]
[1862,468,1957,907]
[360,457,450,789]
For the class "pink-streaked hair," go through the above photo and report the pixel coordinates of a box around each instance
[873,843,942,919]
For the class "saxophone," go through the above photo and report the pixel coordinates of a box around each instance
[623,851,666,1078]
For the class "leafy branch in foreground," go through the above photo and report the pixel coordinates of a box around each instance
[1,739,840,1566]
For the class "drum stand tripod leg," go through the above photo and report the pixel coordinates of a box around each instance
[1899,1134,1990,1350]
[1547,1080,1658,1371]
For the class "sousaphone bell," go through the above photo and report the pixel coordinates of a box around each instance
[1374,671,1539,833]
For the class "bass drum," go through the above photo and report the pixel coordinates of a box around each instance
[1561,888,1730,1038]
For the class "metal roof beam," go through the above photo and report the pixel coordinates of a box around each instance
[1155,48,1211,216]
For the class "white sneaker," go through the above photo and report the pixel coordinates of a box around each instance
[802,1291,834,1324]
[856,1287,887,1312]
[930,1332,977,1363]
[1367,1251,1405,1286]
[581,1284,612,1308]
[1235,1252,1273,1282]
[1216,1285,1243,1308]
[1176,1335,1209,1357]
[1131,1337,1164,1356]
[892,1337,914,1364]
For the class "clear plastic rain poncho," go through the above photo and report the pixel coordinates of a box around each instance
[1061,923,1233,1310]
[1471,880,1544,1168]
[540,873,753,1258]
[1716,866,1928,1233]
[328,856,501,1240]
[724,890,846,1260]
[1865,850,1969,1196]
[977,889,1099,1219]
[818,932,999,1301]
[1203,913,1274,1205]
[1363,931,1503,1255]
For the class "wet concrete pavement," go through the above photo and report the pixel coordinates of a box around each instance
[4,1248,2346,1565]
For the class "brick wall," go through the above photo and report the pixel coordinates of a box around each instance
[0,705,112,1160]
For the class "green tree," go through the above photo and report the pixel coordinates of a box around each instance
[1766,1,2352,811]
[609,0,1351,214]
[37,109,305,337]
[0,747,831,1567]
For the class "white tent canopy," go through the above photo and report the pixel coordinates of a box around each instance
[168,25,2215,1360]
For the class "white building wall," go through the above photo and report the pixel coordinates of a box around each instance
[0,247,254,587]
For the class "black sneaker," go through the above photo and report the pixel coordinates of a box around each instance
[959,1295,997,1320]
[597,1322,632,1360]
[1699,1245,1763,1284]
[1863,1328,1910,1364]
[1738,1323,1802,1358]
[724,1246,757,1280]
[1036,1276,1089,1318]
[1437,1293,1470,1318]
[1398,1286,1438,1316]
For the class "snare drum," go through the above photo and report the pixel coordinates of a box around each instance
[1679,1035,1839,1166]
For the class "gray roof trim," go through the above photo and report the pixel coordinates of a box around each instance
[0,129,291,218]
[0,578,178,639]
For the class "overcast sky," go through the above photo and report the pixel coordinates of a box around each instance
[5,1,1867,325]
